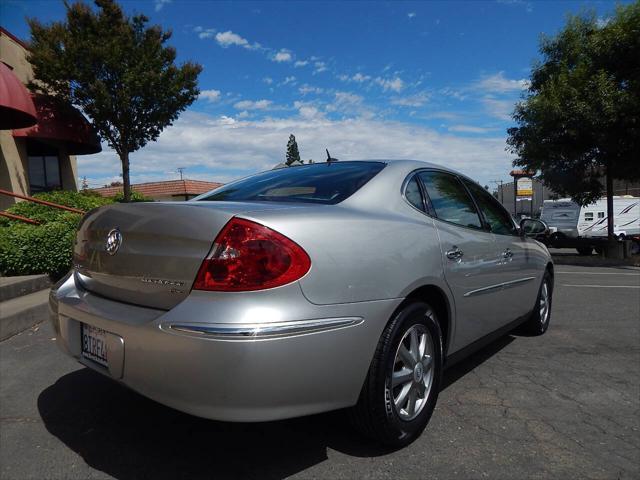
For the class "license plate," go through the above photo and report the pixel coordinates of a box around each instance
[81,324,108,367]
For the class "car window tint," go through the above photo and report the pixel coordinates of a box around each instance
[196,161,385,205]
[463,179,518,235]
[418,171,482,229]
[404,175,424,211]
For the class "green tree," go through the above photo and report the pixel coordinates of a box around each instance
[285,134,301,166]
[507,3,640,242]
[27,0,202,201]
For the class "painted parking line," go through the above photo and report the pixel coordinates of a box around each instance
[561,284,640,288]
[557,271,640,275]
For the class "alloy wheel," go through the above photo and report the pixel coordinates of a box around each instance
[539,281,550,326]
[391,323,435,421]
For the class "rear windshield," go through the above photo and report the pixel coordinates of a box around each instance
[196,161,386,205]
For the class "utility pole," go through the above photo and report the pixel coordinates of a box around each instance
[176,167,186,180]
[490,180,504,203]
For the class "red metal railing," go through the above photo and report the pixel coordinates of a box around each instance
[0,188,86,225]
[0,211,41,224]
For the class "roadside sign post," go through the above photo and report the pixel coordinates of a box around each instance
[510,169,535,218]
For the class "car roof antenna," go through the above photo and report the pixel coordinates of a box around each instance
[326,149,339,162]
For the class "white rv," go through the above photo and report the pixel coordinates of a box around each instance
[579,197,639,239]
[540,197,639,252]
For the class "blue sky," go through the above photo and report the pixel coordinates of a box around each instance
[2,0,627,188]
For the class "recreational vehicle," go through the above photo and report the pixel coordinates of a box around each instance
[540,196,639,254]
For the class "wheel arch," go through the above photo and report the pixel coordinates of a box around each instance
[402,284,453,357]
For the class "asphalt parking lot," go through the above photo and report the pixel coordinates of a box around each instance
[1,264,639,480]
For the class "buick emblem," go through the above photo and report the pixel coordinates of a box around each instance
[105,228,123,256]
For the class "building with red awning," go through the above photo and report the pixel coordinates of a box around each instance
[0,27,102,210]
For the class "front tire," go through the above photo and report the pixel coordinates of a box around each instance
[350,301,443,447]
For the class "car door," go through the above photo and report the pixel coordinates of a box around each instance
[416,170,504,353]
[462,178,540,324]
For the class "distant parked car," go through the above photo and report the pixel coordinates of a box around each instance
[50,160,553,447]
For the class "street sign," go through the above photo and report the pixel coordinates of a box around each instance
[516,177,533,196]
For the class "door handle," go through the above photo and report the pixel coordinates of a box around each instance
[502,248,513,260]
[446,246,464,261]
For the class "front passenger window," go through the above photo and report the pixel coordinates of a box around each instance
[463,180,517,235]
[418,171,482,229]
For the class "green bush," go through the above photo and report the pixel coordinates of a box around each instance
[0,213,79,277]
[0,190,153,277]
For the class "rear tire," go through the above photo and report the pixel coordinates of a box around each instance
[350,301,443,447]
[520,271,553,335]
[576,246,593,256]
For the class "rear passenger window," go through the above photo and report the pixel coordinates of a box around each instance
[404,175,425,211]
[418,171,482,230]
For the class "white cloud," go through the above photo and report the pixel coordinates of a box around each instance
[482,96,515,121]
[326,92,374,118]
[281,76,296,85]
[294,101,324,120]
[233,99,273,110]
[390,92,429,107]
[197,28,216,39]
[273,50,293,62]
[314,61,328,74]
[294,60,309,67]
[329,92,363,108]
[199,89,221,102]
[78,110,515,188]
[476,72,528,93]
[298,84,323,95]
[408,12,416,18]
[154,0,171,12]
[339,72,372,83]
[352,73,370,83]
[375,76,404,92]
[215,30,249,48]
[263,77,273,85]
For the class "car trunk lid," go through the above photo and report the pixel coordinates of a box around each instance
[73,201,296,309]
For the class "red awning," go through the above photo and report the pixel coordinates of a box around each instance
[13,94,102,155]
[0,62,37,130]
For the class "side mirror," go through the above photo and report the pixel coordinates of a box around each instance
[520,218,549,238]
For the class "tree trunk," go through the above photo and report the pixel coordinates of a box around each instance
[120,152,131,203]
[606,162,614,241]
[604,162,622,258]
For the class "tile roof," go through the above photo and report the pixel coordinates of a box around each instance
[91,179,223,198]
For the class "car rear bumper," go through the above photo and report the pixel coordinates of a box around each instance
[50,272,400,422]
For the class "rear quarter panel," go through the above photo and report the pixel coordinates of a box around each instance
[240,201,449,306]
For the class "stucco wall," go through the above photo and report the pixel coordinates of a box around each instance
[1,29,78,208]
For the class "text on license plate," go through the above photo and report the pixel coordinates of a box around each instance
[81,324,108,367]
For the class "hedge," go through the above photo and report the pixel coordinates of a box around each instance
[0,190,152,277]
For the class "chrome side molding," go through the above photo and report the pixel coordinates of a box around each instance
[464,277,536,298]
[163,317,364,340]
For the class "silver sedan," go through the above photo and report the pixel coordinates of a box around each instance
[50,160,553,447]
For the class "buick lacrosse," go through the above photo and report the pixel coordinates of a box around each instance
[50,160,553,446]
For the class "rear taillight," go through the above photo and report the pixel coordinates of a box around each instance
[193,218,311,291]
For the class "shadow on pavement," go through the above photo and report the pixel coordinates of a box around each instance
[38,334,514,480]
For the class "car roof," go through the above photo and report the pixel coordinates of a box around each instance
[348,159,469,179]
